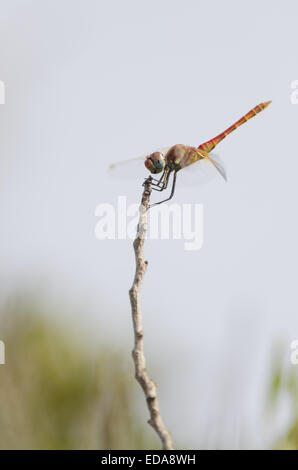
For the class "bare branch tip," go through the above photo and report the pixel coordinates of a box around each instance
[129,177,173,450]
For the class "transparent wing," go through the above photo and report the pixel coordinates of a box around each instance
[205,153,227,181]
[108,146,172,180]
[178,154,227,187]
[108,155,146,180]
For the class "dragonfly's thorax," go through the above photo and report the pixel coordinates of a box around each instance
[165,144,203,171]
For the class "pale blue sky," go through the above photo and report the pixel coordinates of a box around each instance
[0,0,297,448]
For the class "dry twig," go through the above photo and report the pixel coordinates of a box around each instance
[129,177,174,450]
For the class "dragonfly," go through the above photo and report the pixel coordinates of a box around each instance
[109,101,271,207]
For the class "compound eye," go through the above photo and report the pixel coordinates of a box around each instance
[145,152,165,174]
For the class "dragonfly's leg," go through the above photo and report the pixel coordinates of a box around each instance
[151,177,169,191]
[151,179,163,187]
[150,170,167,191]
[153,168,172,191]
[151,178,168,191]
[142,175,163,191]
[157,170,167,185]
[144,166,170,192]
[163,172,170,190]
[151,173,166,188]
[150,171,177,208]
[150,177,161,184]
[151,178,164,191]
[144,176,163,188]
[154,167,170,187]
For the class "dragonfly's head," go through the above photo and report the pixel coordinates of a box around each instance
[145,152,166,174]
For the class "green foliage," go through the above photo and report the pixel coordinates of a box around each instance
[0,300,158,449]
[267,343,298,450]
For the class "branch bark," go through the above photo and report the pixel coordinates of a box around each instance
[129,176,174,450]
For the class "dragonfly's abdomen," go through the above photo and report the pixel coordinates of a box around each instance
[166,145,203,171]
[198,101,271,153]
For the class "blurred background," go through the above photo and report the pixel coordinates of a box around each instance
[0,0,298,449]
